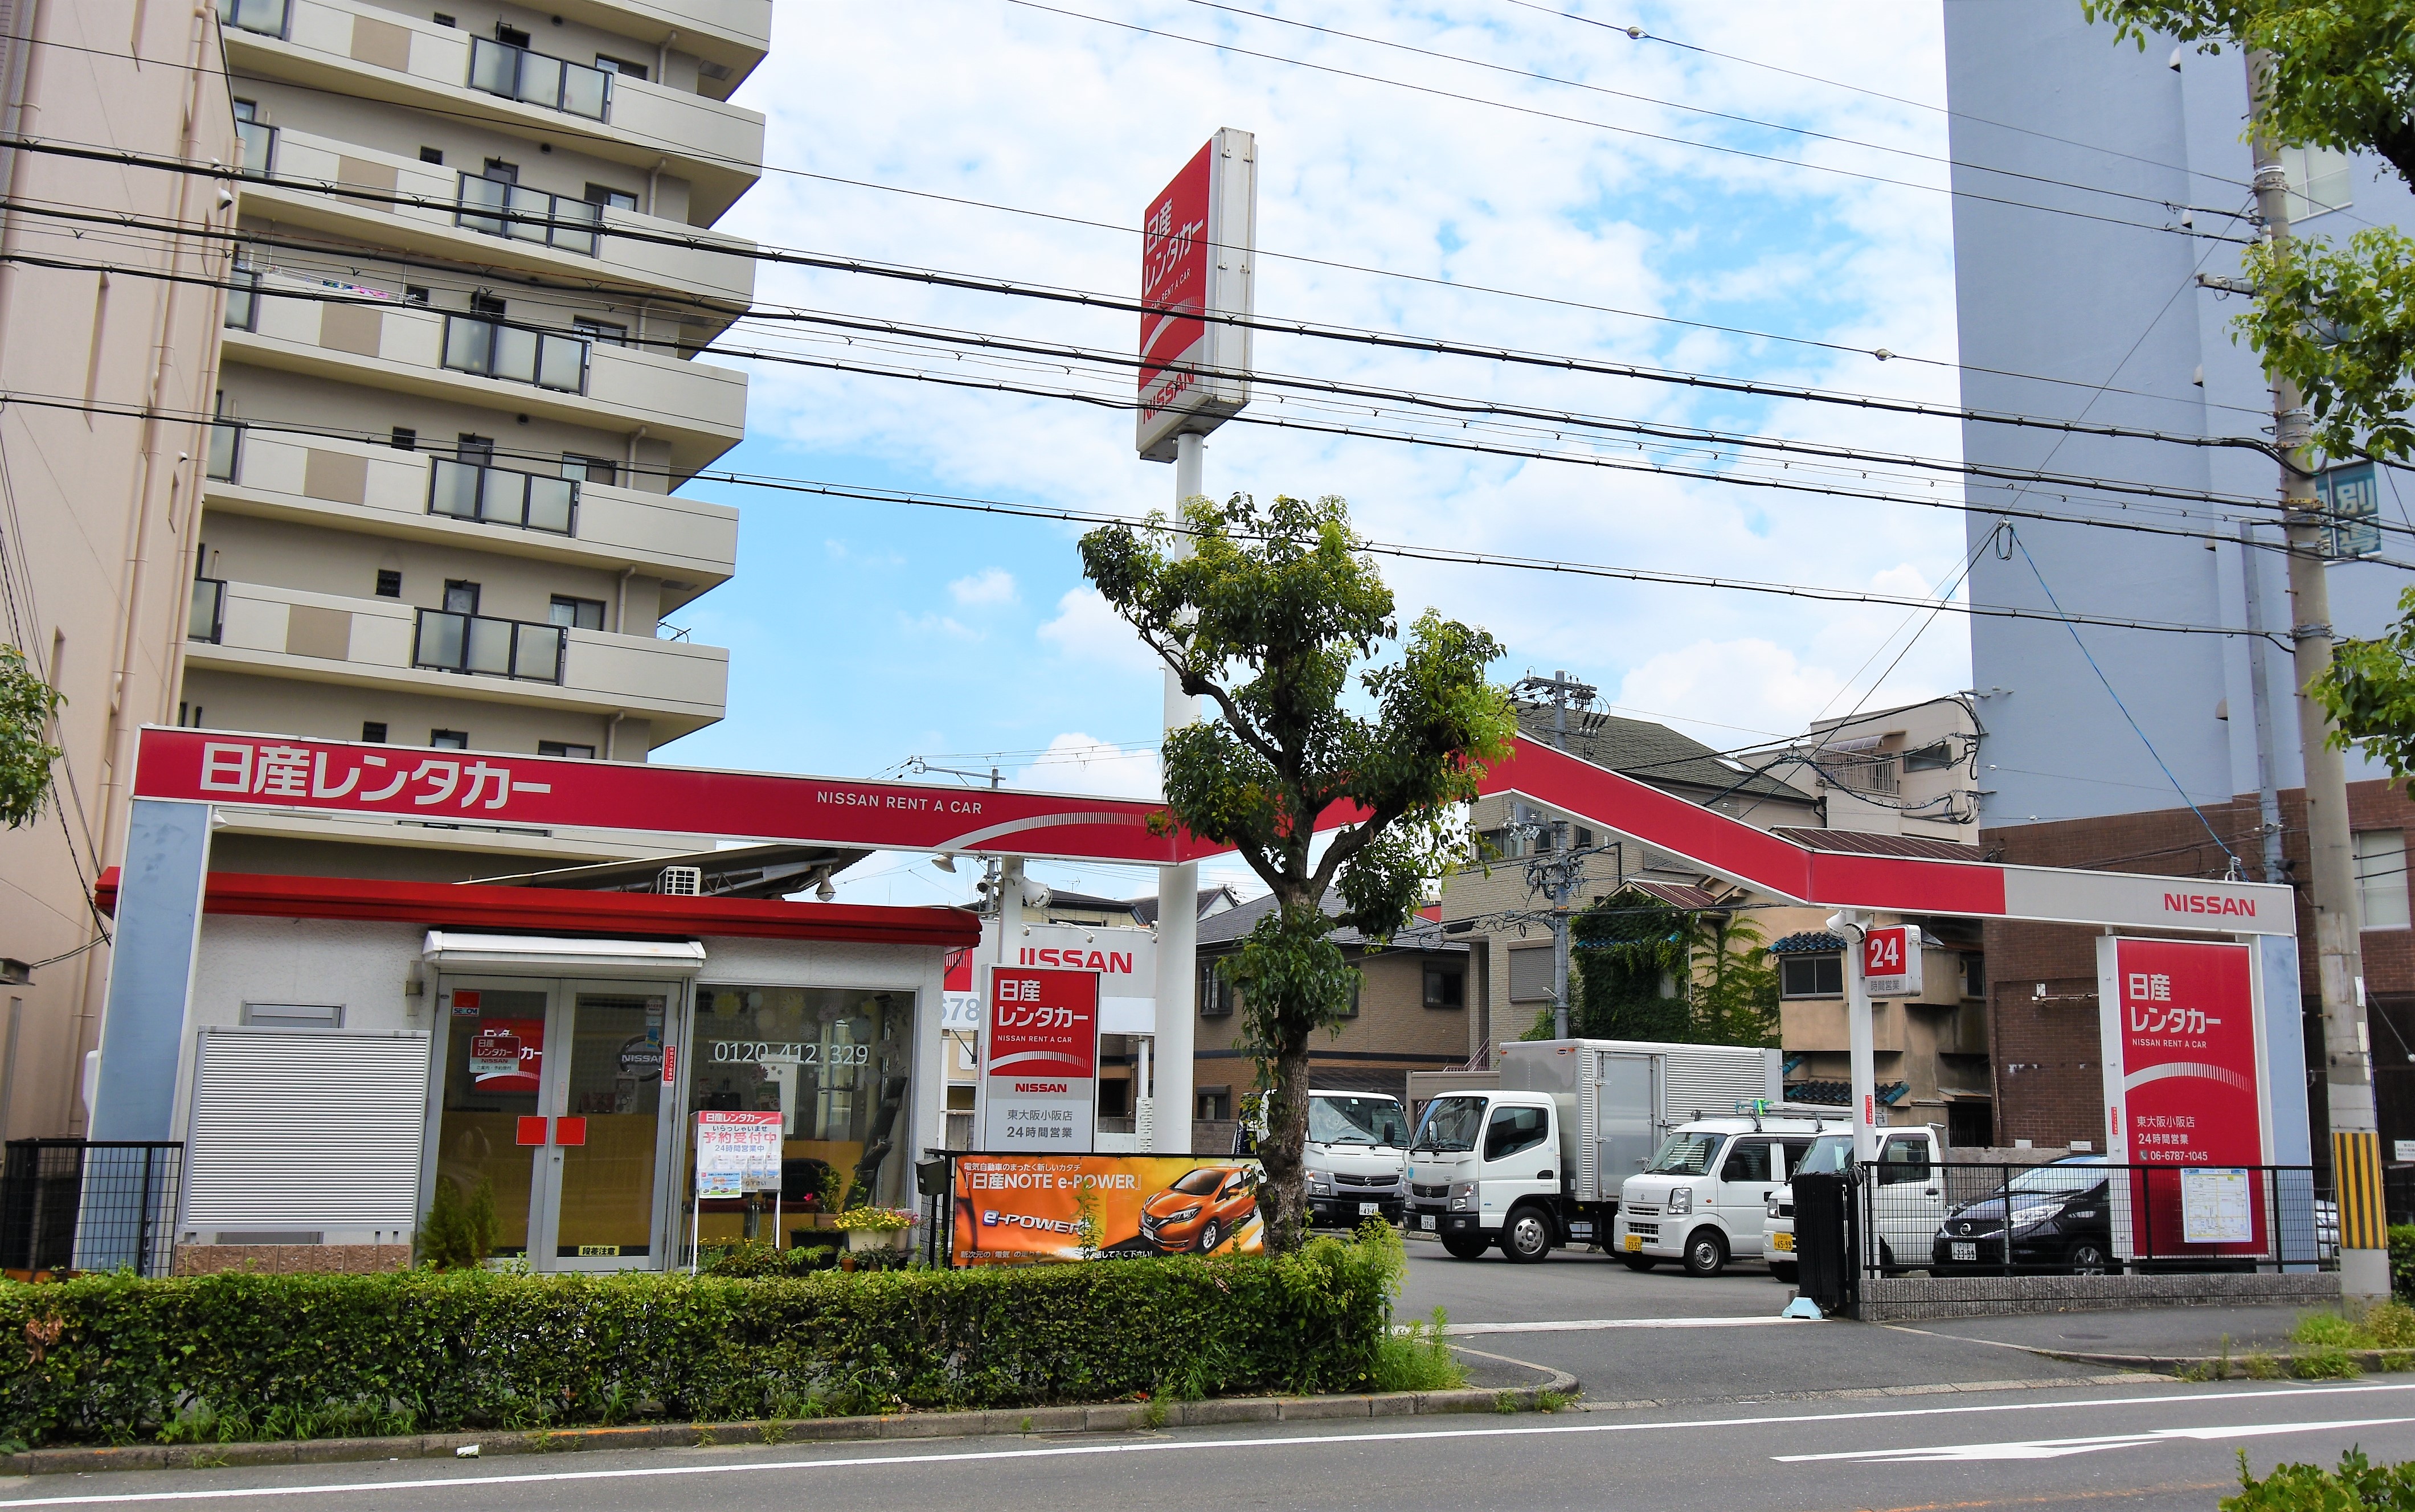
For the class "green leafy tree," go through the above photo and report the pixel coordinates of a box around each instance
[2312,585,2415,780]
[1081,493,1517,1253]
[0,645,63,829]
[1562,891,1779,1047]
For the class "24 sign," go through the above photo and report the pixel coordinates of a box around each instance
[1861,925,1924,998]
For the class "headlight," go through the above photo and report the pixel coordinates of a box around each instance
[1766,1199,1782,1220]
[1667,1187,1693,1215]
[1448,1181,1476,1212]
[2008,1204,2062,1230]
[1166,1205,1202,1223]
[1308,1174,1332,1196]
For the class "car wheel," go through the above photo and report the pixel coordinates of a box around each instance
[1442,1232,1489,1260]
[1769,1261,1798,1284]
[1683,1228,1729,1278]
[1198,1218,1222,1254]
[1619,1252,1655,1272]
[1501,1207,1552,1264]
[2067,1239,2111,1276]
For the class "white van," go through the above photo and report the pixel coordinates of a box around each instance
[1613,1115,1839,1277]
[1763,1125,1946,1282]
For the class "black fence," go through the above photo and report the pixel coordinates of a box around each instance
[1839,1160,2332,1282]
[0,1140,182,1278]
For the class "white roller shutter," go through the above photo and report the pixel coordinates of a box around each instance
[182,1029,431,1229]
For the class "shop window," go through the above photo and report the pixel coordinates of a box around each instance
[1779,954,1845,998]
[1423,961,1464,1009]
[2357,829,2410,931]
[686,986,914,1222]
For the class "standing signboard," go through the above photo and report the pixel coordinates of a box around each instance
[1860,925,1923,998]
[951,1152,1265,1264]
[977,966,1100,1152]
[2095,937,2267,1257]
[689,1109,783,1272]
[1136,128,1258,461]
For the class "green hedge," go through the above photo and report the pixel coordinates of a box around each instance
[2393,1225,2415,1301]
[0,1232,1395,1447]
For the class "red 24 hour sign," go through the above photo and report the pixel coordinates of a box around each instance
[1861,925,1923,997]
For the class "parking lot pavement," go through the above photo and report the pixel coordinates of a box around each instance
[1897,1304,2313,1362]
[1398,1234,1785,1325]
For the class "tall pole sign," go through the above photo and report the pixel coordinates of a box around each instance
[977,966,1101,1152]
[1135,129,1257,462]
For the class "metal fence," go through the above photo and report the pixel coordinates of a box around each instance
[0,1140,183,1278]
[1848,1160,2331,1280]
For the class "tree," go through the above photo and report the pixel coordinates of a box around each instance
[2084,1,2415,459]
[0,645,63,830]
[1081,493,1516,1253]
[2310,584,2415,781]
[1557,890,1779,1047]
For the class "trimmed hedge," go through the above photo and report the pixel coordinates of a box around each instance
[2392,1224,2415,1301]
[0,1232,1395,1447]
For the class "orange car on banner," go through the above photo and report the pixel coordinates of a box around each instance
[952,1154,1267,1265]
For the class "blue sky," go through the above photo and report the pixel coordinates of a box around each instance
[660,1,1974,906]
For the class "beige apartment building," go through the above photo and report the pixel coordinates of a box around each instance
[1746,697,1983,845]
[192,0,766,879]
[0,0,239,1137]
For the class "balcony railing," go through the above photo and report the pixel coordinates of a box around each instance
[224,0,288,38]
[188,579,227,644]
[468,36,609,121]
[440,314,589,393]
[225,269,260,331]
[235,120,276,176]
[206,423,241,482]
[412,609,564,683]
[429,458,577,535]
[456,175,601,256]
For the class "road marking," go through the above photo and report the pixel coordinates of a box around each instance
[1777,1414,2415,1464]
[5,1382,2408,1507]
[1441,1316,1801,1335]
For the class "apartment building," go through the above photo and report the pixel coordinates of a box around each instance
[1747,697,1982,845]
[0,0,238,1138]
[193,0,765,878]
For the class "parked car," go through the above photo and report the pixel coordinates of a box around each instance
[1614,1115,1838,1277]
[1763,1125,1946,1282]
[1140,1165,1259,1253]
[1931,1156,2114,1275]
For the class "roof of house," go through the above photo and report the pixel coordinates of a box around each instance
[1126,885,1242,926]
[1624,879,1728,911]
[1786,1078,1909,1107]
[93,869,979,947]
[1196,890,1467,954]
[1039,889,1143,920]
[1767,930,1850,954]
[1513,703,1812,804]
[1771,827,1978,861]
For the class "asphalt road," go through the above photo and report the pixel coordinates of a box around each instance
[7,1377,2412,1510]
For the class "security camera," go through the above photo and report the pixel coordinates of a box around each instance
[217,188,235,207]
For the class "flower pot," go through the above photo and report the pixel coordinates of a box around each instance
[846,1227,909,1252]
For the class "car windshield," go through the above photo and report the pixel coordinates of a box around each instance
[1794,1134,1852,1175]
[1170,1169,1225,1196]
[1414,1096,1487,1152]
[2004,1162,2103,1197]
[1311,1095,1409,1147]
[1647,1132,1723,1175]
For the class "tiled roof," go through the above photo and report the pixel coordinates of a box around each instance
[1767,931,1849,954]
[1786,1079,1909,1107]
[1197,890,1466,954]
[1626,879,1727,911]
[1771,827,1980,861]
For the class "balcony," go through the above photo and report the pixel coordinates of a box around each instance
[220,0,764,224]
[189,578,228,644]
[198,431,736,604]
[184,580,728,737]
[222,273,747,475]
[529,0,768,100]
[234,128,755,312]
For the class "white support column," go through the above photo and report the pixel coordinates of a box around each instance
[1832,910,1877,1163]
[1152,431,1204,1156]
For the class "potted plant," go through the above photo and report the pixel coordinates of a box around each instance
[830,1205,918,1252]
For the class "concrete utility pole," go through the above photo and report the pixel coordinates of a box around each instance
[1514,671,1597,1039]
[2246,50,2388,1305]
[1149,432,1204,1158]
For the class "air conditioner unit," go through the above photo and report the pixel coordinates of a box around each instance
[657,866,702,896]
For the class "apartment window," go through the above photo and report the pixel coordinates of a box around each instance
[224,0,288,39]
[1904,740,1955,772]
[1477,826,1533,861]
[560,454,615,487]
[494,22,532,47]
[1339,970,1361,1019]
[469,293,506,318]
[1422,961,1464,1010]
[593,54,647,81]
[375,569,402,598]
[1198,961,1235,1018]
[457,434,495,466]
[1779,953,1846,999]
[443,580,480,614]
[404,286,431,308]
[391,427,416,451]
[361,722,388,743]
[178,702,204,727]
[1963,953,1986,999]
[419,147,444,165]
[572,317,627,347]
[432,12,455,25]
[1507,945,1554,1003]
[430,730,469,749]
[1197,1089,1231,1122]
[442,313,590,392]
[223,261,260,331]
[584,184,638,212]
[187,574,226,644]
[2356,829,2410,931]
[2280,143,2353,221]
[231,99,275,176]
[538,741,595,759]
[549,595,605,630]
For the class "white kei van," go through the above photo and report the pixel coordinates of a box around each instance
[1612,1115,1838,1277]
[1762,1125,1946,1283]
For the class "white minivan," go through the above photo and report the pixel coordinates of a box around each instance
[1763,1125,1945,1282]
[1613,1116,1835,1277]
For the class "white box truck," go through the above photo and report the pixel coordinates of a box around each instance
[1405,1038,1784,1263]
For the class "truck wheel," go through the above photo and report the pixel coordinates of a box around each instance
[1619,1253,1655,1272]
[1769,1261,1798,1284]
[1682,1228,1729,1278]
[1442,1232,1489,1260]
[1501,1207,1552,1264]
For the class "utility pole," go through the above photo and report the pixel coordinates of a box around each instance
[1513,670,1597,1039]
[2246,50,2387,1305]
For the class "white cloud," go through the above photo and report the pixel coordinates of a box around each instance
[1037,588,1164,673]
[1013,733,1162,801]
[948,567,1018,607]
[1614,640,1851,747]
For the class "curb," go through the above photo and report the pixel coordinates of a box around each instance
[0,1374,1583,1479]
[1562,1371,2160,1412]
[2031,1346,2415,1377]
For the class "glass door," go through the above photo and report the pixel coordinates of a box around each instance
[533,985,675,1271]
[431,979,556,1261]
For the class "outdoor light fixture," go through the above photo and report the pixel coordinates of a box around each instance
[932,854,957,873]
[814,879,836,903]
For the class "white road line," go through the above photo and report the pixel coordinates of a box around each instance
[5,1381,2409,1507]
[1776,1414,2415,1465]
[1441,1316,1799,1335]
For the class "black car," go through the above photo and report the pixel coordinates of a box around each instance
[1931,1156,2115,1275]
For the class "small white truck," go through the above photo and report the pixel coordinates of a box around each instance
[1405,1038,1784,1263]
[1612,1112,1850,1276]
[1302,1089,1411,1228]
[1760,1124,1947,1282]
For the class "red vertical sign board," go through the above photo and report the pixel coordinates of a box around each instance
[979,967,1101,1152]
[1137,140,1214,424]
[1861,925,1922,997]
[2105,938,2264,1255]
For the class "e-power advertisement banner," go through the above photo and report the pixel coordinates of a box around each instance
[977,966,1100,1152]
[1135,128,1256,461]
[952,1154,1266,1265]
[2096,937,2268,1256]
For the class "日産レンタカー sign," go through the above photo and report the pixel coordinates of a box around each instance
[694,1111,783,1198]
[977,966,1099,1153]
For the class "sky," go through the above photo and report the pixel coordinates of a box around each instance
[660,0,1976,907]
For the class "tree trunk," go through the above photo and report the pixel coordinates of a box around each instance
[1258,1025,1313,1253]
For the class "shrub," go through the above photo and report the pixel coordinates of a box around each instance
[414,1178,498,1271]
[0,1231,1396,1446]
[2225,1447,2415,1511]
[2391,1226,2415,1302]
[698,1243,838,1279]
[1372,1308,1464,1394]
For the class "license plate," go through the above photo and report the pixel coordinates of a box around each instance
[1951,1241,1977,1262]
[1623,1234,1643,1252]
[1421,1214,1436,1231]
[1358,1202,1380,1216]
[1771,1232,1793,1253]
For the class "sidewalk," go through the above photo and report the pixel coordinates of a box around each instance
[1890,1302,2325,1372]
